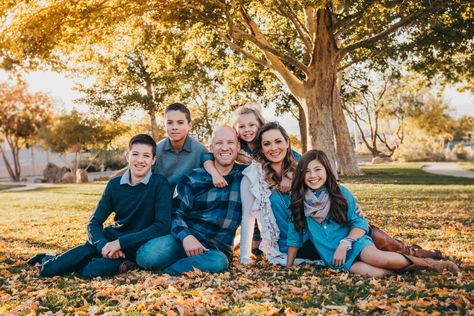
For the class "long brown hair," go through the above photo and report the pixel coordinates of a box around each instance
[290,150,348,231]
[255,122,296,190]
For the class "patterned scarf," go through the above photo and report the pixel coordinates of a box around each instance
[304,188,330,223]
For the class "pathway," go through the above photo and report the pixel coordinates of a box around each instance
[422,162,474,179]
[0,182,52,192]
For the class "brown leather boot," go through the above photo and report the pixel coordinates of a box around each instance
[370,225,443,260]
[399,254,459,275]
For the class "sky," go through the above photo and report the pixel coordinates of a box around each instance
[1,70,473,136]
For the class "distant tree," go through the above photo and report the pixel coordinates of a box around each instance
[407,96,455,139]
[41,110,127,179]
[453,115,474,140]
[342,70,410,158]
[0,82,53,181]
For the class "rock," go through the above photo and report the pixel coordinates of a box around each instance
[61,172,75,183]
[371,156,392,164]
[76,169,88,183]
[43,163,71,183]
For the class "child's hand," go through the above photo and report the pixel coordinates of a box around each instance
[279,176,292,193]
[212,173,228,188]
[110,250,126,259]
[332,243,348,266]
[102,240,122,259]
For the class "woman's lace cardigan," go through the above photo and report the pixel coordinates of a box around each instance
[240,162,316,266]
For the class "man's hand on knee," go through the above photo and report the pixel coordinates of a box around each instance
[101,240,124,259]
[183,235,208,257]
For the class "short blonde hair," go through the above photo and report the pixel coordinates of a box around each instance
[231,103,266,128]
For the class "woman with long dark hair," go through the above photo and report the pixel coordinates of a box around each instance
[287,150,458,276]
[239,122,319,265]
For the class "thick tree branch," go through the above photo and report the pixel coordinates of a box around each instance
[217,32,269,68]
[339,1,445,56]
[235,5,305,93]
[211,0,307,86]
[304,7,316,39]
[233,29,308,73]
[277,0,313,51]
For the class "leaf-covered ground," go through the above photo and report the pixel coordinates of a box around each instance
[1,164,473,315]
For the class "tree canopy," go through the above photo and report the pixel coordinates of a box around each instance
[1,0,472,174]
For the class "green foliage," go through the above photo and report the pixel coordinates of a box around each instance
[41,110,127,155]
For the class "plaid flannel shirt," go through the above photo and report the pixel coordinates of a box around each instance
[171,164,245,258]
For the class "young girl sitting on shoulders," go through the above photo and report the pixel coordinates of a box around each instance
[287,150,459,276]
[210,104,295,190]
[231,104,266,165]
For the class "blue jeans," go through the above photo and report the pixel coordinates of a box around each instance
[40,241,131,278]
[136,234,229,275]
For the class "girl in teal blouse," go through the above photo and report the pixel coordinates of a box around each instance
[287,150,459,276]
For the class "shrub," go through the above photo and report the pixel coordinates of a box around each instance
[393,133,446,162]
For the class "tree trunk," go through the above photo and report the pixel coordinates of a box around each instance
[332,82,362,175]
[74,151,80,182]
[298,105,308,153]
[13,147,21,180]
[31,146,36,176]
[144,78,160,141]
[0,145,17,181]
[299,9,338,175]
[6,139,21,181]
[148,108,159,141]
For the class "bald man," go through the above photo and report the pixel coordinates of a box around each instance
[136,126,245,274]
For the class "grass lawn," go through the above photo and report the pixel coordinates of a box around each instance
[0,184,23,191]
[458,162,474,172]
[0,164,472,314]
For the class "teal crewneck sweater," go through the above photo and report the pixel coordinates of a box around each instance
[87,173,171,252]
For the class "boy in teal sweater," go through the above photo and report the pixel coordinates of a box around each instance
[28,134,171,278]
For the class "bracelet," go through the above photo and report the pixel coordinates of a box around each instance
[339,238,353,251]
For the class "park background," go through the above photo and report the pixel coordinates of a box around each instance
[0,1,473,314]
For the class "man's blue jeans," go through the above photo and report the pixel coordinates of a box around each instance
[40,241,130,278]
[136,234,229,275]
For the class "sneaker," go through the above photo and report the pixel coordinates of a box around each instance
[119,260,136,273]
[27,253,55,265]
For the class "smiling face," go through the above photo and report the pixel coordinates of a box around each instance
[210,126,240,169]
[126,143,156,182]
[261,128,290,164]
[304,159,327,191]
[236,113,260,144]
[165,110,192,144]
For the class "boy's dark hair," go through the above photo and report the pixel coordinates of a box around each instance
[129,134,157,157]
[165,103,191,123]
